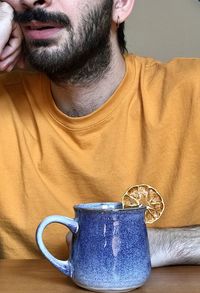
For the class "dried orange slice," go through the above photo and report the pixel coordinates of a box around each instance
[122,184,165,224]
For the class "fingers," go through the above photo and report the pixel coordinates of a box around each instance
[5,53,25,72]
[0,3,23,72]
[0,24,22,59]
[0,2,14,54]
[0,48,21,71]
[0,1,13,20]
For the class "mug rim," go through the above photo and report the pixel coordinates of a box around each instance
[74,202,146,212]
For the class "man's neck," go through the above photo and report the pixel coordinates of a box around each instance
[50,52,126,117]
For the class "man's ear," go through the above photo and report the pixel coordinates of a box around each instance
[112,0,135,24]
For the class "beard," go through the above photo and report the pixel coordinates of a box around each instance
[15,1,113,85]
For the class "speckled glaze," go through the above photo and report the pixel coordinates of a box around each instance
[36,202,151,292]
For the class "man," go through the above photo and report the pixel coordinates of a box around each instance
[0,0,199,266]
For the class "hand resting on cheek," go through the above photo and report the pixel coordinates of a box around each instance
[0,2,24,72]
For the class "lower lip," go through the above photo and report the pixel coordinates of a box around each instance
[24,27,63,40]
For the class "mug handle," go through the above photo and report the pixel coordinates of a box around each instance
[36,215,79,277]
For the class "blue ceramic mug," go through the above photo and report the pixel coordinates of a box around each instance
[36,202,151,292]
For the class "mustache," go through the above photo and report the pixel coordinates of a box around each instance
[14,8,71,27]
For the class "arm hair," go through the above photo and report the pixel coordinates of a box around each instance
[147,226,200,267]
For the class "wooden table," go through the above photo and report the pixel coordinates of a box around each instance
[0,260,200,293]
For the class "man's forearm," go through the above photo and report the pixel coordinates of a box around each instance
[147,226,200,267]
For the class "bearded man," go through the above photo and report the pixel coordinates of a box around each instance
[0,0,199,266]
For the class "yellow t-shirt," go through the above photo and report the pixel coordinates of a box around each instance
[0,54,200,259]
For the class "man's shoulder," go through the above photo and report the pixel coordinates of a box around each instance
[135,55,200,79]
[129,55,200,129]
[153,57,200,76]
[128,54,200,93]
[126,54,200,86]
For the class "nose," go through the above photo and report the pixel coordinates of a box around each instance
[21,0,52,9]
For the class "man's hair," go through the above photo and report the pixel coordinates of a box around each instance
[117,22,128,54]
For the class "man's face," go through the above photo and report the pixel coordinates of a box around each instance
[6,0,114,84]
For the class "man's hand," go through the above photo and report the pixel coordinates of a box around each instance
[147,226,200,267]
[0,2,23,72]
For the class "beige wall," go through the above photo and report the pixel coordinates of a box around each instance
[126,0,200,61]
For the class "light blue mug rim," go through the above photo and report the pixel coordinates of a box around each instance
[74,202,146,212]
